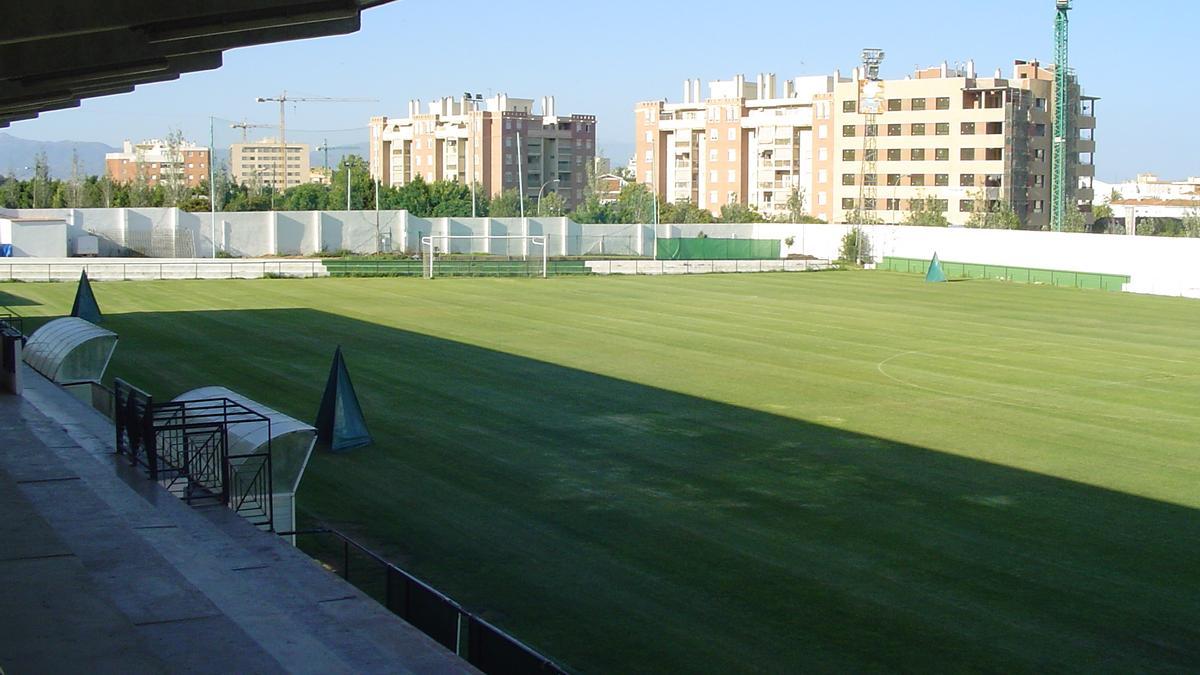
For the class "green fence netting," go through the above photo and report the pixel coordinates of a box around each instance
[657,238,780,260]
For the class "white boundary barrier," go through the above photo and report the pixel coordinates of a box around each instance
[0,258,329,282]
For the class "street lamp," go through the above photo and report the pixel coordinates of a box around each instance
[536,179,559,216]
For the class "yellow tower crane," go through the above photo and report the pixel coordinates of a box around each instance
[254,92,377,190]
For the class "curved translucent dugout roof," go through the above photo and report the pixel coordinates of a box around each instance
[172,386,316,494]
[23,317,117,384]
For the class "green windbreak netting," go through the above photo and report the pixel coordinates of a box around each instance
[315,346,372,452]
[657,238,781,260]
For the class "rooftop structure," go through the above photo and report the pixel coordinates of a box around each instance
[105,139,211,188]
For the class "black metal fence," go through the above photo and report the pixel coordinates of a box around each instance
[282,528,566,675]
[114,379,274,529]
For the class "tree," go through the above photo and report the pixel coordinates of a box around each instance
[1061,206,1088,233]
[1184,209,1200,238]
[964,190,1019,229]
[613,182,655,223]
[719,202,766,223]
[782,187,806,223]
[904,195,950,227]
[538,191,566,217]
[488,188,530,217]
[279,182,330,211]
[162,128,191,207]
[569,193,614,224]
[329,155,374,210]
[659,199,713,224]
[429,180,475,217]
[838,227,872,265]
[31,150,51,208]
[843,207,882,225]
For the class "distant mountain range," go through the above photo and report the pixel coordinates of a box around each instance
[0,133,117,179]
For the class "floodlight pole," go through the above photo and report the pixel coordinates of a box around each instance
[346,166,351,211]
[209,116,217,258]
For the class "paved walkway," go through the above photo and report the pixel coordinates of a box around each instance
[0,366,475,674]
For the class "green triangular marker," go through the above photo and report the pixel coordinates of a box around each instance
[70,270,103,323]
[925,253,947,283]
[315,346,372,452]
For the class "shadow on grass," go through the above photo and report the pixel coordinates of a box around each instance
[102,308,1200,674]
[0,288,42,307]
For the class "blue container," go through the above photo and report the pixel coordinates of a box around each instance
[0,244,12,257]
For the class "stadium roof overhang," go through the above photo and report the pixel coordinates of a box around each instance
[0,0,395,128]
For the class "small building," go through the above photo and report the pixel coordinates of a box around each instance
[106,139,211,188]
[0,216,67,257]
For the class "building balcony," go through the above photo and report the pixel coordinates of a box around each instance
[1075,164,1095,177]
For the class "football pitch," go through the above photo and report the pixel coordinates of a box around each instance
[4,271,1200,672]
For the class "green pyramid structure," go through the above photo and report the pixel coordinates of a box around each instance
[925,253,947,283]
[70,270,103,323]
[315,346,372,452]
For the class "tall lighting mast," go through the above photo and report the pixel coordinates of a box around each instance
[1050,0,1071,231]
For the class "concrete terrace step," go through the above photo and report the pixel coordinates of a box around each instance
[1,368,476,674]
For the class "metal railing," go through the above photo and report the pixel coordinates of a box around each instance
[0,260,328,282]
[114,380,274,530]
[280,528,566,675]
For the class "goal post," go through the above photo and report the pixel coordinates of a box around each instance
[421,235,548,279]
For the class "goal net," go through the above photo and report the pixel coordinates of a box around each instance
[420,235,548,279]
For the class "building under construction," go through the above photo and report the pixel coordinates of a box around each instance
[635,59,1097,229]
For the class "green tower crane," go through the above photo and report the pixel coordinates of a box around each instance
[1050,0,1071,231]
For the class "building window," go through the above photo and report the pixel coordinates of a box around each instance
[936,97,951,110]
[842,173,856,186]
[1035,98,1048,111]
[960,174,975,186]
[710,191,718,204]
[886,198,901,210]
[864,149,878,162]
[818,191,827,206]
[887,148,901,161]
[910,174,925,187]
[727,128,736,141]
[986,122,1004,135]
[865,124,878,137]
[911,123,926,136]
[843,149,856,161]
[911,148,926,161]
[709,149,718,161]
[985,148,1003,161]
[887,99,901,112]
[985,174,1003,187]
[818,147,828,161]
[1033,174,1045,187]
[1034,123,1047,137]
[817,169,828,183]
[645,171,653,182]
[727,149,736,161]
[710,128,719,141]
[1034,148,1046,161]
[504,154,512,165]
[863,198,877,210]
[911,98,927,111]
[1033,199,1045,212]
[935,122,950,136]
[727,169,736,182]
[818,125,828,139]
[842,198,857,210]
[644,131,653,142]
[843,100,857,113]
[961,122,976,135]
[935,148,949,161]
[961,148,976,161]
[863,174,878,186]
[842,125,856,137]
[935,173,949,186]
[887,124,901,136]
[710,170,718,183]
[645,150,653,162]
[887,174,901,186]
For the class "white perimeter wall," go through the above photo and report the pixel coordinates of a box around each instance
[5,208,1200,298]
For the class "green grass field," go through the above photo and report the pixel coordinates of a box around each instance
[4,271,1200,673]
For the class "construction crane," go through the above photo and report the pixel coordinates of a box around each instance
[315,139,359,177]
[230,119,274,144]
[254,91,376,191]
[856,48,885,226]
[1050,0,1071,231]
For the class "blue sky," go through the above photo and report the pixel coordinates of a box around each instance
[6,0,1194,181]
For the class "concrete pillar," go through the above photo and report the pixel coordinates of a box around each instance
[119,208,129,250]
[560,217,569,256]
[269,211,279,255]
[398,210,408,254]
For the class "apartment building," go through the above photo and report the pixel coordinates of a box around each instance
[368,94,596,209]
[828,59,1096,228]
[635,74,828,219]
[230,139,311,191]
[635,60,1096,228]
[105,139,210,188]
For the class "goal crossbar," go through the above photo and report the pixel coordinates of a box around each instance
[420,235,548,279]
